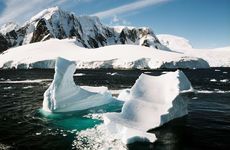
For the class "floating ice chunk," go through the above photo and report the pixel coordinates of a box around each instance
[43,57,113,112]
[105,70,193,144]
[220,79,229,83]
[210,79,217,82]
[106,72,118,76]
[73,73,85,76]
[22,86,34,89]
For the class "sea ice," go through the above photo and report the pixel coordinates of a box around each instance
[42,57,113,112]
[210,79,217,82]
[220,79,229,83]
[104,70,193,144]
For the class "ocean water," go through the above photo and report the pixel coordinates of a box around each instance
[0,68,230,150]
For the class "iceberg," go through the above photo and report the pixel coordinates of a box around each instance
[42,57,113,113]
[104,70,193,144]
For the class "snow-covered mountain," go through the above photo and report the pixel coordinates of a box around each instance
[157,34,192,50]
[0,7,229,69]
[0,7,169,53]
[0,22,20,35]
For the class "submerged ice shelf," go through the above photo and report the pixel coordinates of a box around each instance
[104,70,194,144]
[42,57,194,145]
[43,57,113,112]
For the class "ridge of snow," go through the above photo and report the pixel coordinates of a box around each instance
[0,39,209,69]
[112,26,150,33]
[0,22,20,35]
[156,34,230,67]
[157,34,193,50]
[28,6,64,23]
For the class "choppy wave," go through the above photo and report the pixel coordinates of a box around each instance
[74,124,125,150]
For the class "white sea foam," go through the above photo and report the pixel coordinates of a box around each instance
[3,86,13,90]
[196,90,230,94]
[73,73,85,76]
[22,86,34,89]
[0,79,52,84]
[74,124,126,150]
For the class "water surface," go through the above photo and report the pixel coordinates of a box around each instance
[0,68,230,149]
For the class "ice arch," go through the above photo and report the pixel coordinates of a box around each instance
[43,57,113,112]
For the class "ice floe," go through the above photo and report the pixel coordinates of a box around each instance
[220,79,229,83]
[210,79,217,82]
[73,73,86,76]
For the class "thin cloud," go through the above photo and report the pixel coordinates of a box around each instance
[110,15,131,26]
[0,0,94,25]
[91,0,171,19]
[0,0,64,25]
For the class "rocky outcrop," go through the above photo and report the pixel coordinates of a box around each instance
[0,34,9,52]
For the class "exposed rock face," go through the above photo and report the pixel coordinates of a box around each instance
[0,34,9,52]
[0,7,169,52]
[30,19,52,43]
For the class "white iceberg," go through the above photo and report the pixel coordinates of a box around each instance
[42,57,113,113]
[104,70,193,144]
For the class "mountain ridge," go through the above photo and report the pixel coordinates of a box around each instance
[0,6,169,53]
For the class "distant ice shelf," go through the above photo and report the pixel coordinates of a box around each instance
[0,39,210,69]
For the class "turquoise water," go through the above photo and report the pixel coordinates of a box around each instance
[37,100,123,131]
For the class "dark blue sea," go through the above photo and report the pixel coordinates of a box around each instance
[0,68,230,150]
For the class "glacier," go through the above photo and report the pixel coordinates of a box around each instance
[104,70,194,144]
[0,39,209,69]
[157,34,230,67]
[42,57,113,113]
